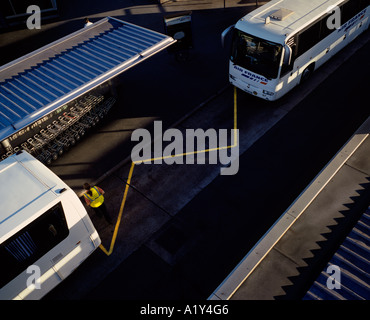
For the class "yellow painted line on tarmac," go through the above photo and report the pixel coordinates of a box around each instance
[234,85,238,144]
[99,161,135,256]
[139,145,234,164]
[99,86,239,256]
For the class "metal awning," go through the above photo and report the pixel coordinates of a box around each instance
[0,16,175,141]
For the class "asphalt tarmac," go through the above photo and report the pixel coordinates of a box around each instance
[44,35,369,299]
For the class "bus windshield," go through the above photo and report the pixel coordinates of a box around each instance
[231,30,283,79]
[0,202,69,288]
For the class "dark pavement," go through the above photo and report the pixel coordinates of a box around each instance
[81,38,370,300]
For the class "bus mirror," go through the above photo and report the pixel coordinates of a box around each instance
[283,44,292,65]
[221,25,235,47]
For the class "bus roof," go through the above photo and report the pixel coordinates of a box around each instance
[0,151,65,243]
[0,17,175,142]
[236,0,343,44]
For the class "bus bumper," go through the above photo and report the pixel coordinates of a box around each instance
[230,76,278,101]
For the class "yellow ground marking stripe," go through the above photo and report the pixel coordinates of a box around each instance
[99,86,238,256]
[99,161,135,256]
[234,85,238,144]
[136,145,234,164]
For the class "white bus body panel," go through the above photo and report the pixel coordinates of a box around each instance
[0,151,101,300]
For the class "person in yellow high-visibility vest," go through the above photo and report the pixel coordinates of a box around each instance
[83,183,112,224]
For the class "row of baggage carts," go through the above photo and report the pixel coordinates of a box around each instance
[1,94,116,165]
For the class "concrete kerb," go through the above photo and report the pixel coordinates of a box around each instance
[208,115,370,300]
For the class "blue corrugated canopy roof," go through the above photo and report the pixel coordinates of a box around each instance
[304,205,370,300]
[0,17,175,141]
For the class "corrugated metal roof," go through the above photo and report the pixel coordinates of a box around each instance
[304,205,370,300]
[0,17,175,141]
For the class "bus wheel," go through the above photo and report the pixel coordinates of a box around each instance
[300,64,314,84]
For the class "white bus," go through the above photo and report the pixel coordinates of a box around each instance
[223,0,370,100]
[0,151,101,299]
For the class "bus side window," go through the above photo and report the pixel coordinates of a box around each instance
[341,0,360,24]
[0,202,69,288]
[297,20,321,57]
[48,224,58,237]
[359,0,370,11]
[321,13,337,39]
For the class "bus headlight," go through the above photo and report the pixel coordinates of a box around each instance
[263,90,274,96]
